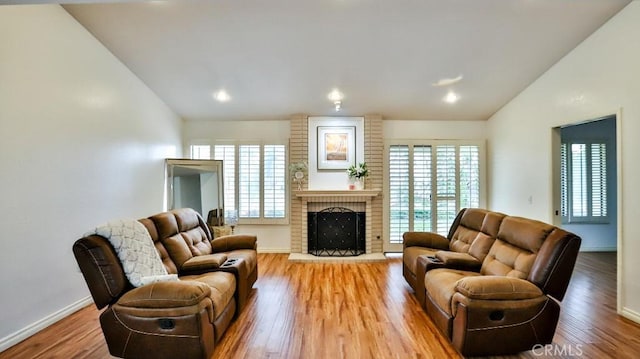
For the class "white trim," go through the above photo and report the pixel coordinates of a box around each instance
[579,246,617,252]
[621,307,640,325]
[257,248,291,253]
[0,296,93,352]
[616,108,624,315]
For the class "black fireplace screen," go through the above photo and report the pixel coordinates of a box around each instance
[308,207,365,256]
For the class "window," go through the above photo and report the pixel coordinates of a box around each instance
[387,141,483,245]
[210,143,288,224]
[561,141,608,223]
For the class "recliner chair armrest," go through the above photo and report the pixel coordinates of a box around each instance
[118,281,211,308]
[455,276,543,300]
[434,251,482,272]
[180,253,228,274]
[403,232,449,250]
[211,234,257,252]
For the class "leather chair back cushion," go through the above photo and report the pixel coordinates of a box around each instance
[73,235,129,309]
[139,218,178,274]
[174,208,213,256]
[449,209,487,252]
[181,227,212,256]
[528,228,581,300]
[449,209,505,262]
[481,216,554,278]
[148,209,212,268]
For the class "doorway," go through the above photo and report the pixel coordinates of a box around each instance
[552,116,617,251]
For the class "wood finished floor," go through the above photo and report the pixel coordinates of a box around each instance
[1,252,638,358]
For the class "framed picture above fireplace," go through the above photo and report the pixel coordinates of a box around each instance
[317,126,355,170]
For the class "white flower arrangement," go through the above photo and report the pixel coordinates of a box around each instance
[347,162,369,179]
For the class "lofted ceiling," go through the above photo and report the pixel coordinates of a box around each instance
[9,0,632,121]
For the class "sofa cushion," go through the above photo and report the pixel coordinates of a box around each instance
[181,253,228,272]
[425,269,481,316]
[435,251,482,270]
[118,280,211,308]
[455,276,543,300]
[481,239,536,279]
[163,234,195,268]
[467,232,495,262]
[139,218,178,275]
[404,246,438,275]
[182,272,236,318]
[449,226,477,253]
[497,216,553,253]
[181,227,212,256]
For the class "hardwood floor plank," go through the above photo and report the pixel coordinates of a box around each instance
[1,252,638,358]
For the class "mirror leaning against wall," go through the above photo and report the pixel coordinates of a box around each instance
[165,159,224,226]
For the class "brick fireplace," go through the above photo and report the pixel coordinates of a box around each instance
[288,114,384,257]
[294,190,379,255]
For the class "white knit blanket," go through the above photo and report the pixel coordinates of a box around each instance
[85,219,176,287]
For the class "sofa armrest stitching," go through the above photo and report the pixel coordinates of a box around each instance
[77,242,117,297]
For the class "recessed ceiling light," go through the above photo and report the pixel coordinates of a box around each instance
[213,90,231,102]
[327,89,344,111]
[327,89,343,102]
[444,91,459,104]
[432,74,463,87]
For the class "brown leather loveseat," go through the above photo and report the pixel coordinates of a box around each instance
[403,208,581,356]
[73,208,258,359]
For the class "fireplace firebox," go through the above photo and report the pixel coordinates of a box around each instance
[307,207,365,256]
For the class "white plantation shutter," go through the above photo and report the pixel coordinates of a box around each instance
[263,145,286,218]
[413,146,432,232]
[239,145,261,218]
[560,143,568,218]
[560,141,608,223]
[591,143,607,217]
[387,141,483,245]
[436,145,457,235]
[459,146,480,209]
[571,144,588,217]
[389,145,410,244]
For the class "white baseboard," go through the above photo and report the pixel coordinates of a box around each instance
[0,296,93,352]
[257,248,290,253]
[621,307,640,324]
[579,246,617,252]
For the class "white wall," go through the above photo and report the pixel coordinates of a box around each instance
[308,116,365,190]
[486,2,639,322]
[384,120,487,140]
[0,5,182,347]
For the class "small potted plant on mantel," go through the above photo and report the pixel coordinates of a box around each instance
[347,162,368,190]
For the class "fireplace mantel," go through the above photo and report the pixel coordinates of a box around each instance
[294,190,380,201]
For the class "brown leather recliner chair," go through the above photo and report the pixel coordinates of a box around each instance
[423,215,581,356]
[402,208,506,307]
[73,208,258,359]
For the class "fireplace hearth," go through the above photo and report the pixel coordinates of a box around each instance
[308,207,365,256]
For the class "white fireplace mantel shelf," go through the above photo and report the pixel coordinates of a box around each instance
[294,190,380,200]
